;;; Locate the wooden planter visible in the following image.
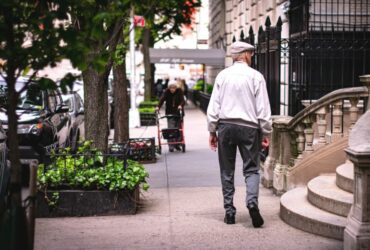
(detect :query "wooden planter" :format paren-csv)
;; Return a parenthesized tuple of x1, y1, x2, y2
(36, 187, 139, 217)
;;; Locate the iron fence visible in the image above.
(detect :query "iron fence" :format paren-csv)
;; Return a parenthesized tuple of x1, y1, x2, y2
(236, 1, 370, 116)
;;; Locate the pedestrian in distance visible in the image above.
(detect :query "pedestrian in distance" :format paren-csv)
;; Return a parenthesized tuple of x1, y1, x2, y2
(207, 41, 272, 227)
(156, 81, 185, 152)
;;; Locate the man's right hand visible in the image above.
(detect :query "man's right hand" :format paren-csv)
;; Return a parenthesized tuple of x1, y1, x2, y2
(209, 133, 218, 151)
(262, 137, 269, 149)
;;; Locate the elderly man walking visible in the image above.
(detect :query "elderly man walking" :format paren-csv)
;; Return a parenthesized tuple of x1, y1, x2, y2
(207, 41, 272, 227)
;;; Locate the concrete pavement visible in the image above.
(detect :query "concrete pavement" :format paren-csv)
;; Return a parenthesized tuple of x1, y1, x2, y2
(34, 103, 343, 250)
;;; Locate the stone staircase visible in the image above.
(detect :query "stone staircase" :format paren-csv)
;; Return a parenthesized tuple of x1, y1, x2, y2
(280, 161, 354, 240)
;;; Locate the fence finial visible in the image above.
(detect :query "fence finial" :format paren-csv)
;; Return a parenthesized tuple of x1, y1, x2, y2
(265, 16, 271, 28)
(277, 17, 282, 28)
(240, 30, 245, 41)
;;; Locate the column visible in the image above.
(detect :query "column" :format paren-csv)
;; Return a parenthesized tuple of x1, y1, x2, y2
(344, 75, 370, 249)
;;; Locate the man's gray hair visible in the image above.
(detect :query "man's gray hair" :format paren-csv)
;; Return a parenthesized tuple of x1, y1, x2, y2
(231, 52, 246, 62)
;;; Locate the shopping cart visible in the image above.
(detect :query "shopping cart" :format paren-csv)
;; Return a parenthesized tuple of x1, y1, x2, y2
(156, 110, 185, 154)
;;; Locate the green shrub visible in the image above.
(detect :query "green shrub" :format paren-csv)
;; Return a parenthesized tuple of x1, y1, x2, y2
(192, 79, 204, 91)
(139, 100, 159, 108)
(139, 107, 156, 113)
(37, 141, 150, 192)
(205, 84, 213, 94)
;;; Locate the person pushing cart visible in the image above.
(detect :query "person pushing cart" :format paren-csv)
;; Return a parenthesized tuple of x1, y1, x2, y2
(156, 80, 185, 152)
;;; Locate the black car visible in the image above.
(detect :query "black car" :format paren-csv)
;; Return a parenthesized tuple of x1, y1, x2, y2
(0, 77, 70, 164)
(62, 91, 85, 152)
(0, 122, 8, 213)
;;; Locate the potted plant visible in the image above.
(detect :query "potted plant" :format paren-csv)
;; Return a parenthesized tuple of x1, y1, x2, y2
(36, 141, 149, 217)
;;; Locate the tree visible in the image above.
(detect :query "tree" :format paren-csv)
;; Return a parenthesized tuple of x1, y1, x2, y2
(69, 0, 131, 153)
(0, 1, 84, 248)
(112, 43, 129, 143)
(137, 0, 201, 101)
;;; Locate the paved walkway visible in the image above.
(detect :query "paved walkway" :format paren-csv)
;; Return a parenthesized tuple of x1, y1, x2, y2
(34, 103, 343, 250)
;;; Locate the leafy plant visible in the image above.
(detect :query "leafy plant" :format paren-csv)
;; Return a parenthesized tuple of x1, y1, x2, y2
(139, 107, 156, 113)
(37, 141, 150, 206)
(192, 79, 204, 91)
(139, 100, 159, 108)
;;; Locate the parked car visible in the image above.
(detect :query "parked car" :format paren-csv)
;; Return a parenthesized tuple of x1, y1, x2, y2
(0, 77, 70, 164)
(0, 122, 8, 214)
(61, 91, 85, 152)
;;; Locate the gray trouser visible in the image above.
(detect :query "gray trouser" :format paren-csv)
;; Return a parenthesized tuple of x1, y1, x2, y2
(167, 117, 180, 149)
(217, 123, 261, 215)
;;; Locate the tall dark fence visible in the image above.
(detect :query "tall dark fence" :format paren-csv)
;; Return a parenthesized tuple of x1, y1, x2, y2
(237, 0, 370, 116)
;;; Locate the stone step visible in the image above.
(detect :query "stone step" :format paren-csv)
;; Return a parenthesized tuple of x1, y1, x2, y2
(307, 175, 353, 217)
(336, 162, 354, 193)
(280, 187, 347, 240)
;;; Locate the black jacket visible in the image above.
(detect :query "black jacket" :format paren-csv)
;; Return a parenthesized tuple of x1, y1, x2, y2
(158, 88, 185, 115)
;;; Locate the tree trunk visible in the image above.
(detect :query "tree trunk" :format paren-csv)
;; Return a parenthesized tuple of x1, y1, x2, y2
(151, 63, 156, 100)
(7, 75, 22, 207)
(113, 60, 129, 143)
(82, 67, 110, 153)
(142, 28, 153, 102)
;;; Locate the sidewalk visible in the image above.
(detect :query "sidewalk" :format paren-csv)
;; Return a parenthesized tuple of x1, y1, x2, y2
(34, 103, 342, 250)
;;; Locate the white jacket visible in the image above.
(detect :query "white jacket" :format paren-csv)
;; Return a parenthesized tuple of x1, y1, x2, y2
(207, 61, 272, 135)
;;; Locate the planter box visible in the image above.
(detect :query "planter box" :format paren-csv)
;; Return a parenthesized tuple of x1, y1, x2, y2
(128, 137, 156, 163)
(36, 187, 139, 217)
(140, 112, 156, 126)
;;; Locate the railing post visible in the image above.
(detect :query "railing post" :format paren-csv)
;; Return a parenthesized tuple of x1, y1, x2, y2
(294, 124, 305, 162)
(343, 75, 370, 249)
(360, 75, 370, 111)
(332, 100, 343, 141)
(303, 115, 314, 153)
(262, 116, 292, 189)
(315, 106, 328, 145)
(272, 117, 293, 195)
(348, 97, 359, 131)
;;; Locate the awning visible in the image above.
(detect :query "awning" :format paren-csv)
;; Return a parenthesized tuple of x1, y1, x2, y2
(149, 48, 225, 66)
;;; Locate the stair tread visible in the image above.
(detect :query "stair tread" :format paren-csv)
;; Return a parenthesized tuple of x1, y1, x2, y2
(281, 187, 347, 227)
(308, 175, 353, 204)
(336, 162, 354, 181)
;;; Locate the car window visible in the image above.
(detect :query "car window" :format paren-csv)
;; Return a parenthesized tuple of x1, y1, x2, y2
(0, 85, 7, 107)
(18, 84, 43, 110)
(47, 90, 57, 112)
(62, 94, 74, 112)
(75, 93, 84, 112)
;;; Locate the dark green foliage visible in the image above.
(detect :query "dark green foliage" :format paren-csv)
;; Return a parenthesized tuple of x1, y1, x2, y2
(138, 107, 156, 113)
(37, 141, 150, 192)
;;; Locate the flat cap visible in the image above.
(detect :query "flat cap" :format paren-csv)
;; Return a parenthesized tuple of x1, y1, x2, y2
(230, 41, 255, 54)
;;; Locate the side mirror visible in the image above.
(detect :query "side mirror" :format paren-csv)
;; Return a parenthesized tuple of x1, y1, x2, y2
(77, 107, 84, 115)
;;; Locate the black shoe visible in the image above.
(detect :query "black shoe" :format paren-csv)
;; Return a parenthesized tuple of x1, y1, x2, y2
(175, 145, 181, 151)
(224, 214, 235, 224)
(247, 203, 264, 228)
(169, 148, 174, 152)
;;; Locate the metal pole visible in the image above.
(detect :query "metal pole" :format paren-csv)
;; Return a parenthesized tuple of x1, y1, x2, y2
(129, 6, 140, 128)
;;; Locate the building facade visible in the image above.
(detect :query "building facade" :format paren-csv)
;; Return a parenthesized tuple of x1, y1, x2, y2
(208, 0, 370, 115)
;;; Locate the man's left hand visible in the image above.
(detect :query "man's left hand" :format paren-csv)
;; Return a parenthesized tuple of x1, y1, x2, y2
(209, 133, 218, 151)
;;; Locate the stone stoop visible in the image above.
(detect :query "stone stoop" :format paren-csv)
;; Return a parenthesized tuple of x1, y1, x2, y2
(280, 163, 355, 240)
(336, 162, 354, 193)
